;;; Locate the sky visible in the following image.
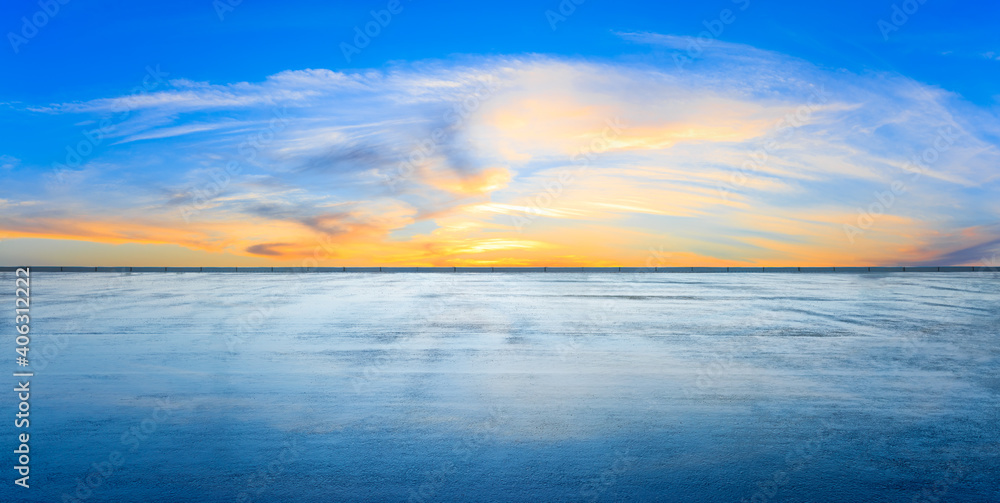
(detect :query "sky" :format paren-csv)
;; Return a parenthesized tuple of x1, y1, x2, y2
(1, 0, 999, 266)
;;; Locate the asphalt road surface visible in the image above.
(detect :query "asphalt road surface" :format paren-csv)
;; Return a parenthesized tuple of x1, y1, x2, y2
(5, 272, 999, 502)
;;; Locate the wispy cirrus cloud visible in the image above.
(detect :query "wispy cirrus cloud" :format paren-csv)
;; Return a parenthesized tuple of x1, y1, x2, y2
(2, 38, 999, 266)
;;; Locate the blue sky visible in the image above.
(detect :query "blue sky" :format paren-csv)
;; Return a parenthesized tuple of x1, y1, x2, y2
(4, 0, 998, 102)
(1, 0, 999, 266)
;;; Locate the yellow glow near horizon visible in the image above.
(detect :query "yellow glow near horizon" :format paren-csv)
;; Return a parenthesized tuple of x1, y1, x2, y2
(2, 56, 997, 267)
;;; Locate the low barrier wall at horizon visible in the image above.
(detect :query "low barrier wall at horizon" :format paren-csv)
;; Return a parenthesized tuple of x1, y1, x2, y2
(1, 266, 995, 273)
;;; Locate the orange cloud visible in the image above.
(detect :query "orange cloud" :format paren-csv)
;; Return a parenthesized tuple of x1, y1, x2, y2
(3, 55, 998, 267)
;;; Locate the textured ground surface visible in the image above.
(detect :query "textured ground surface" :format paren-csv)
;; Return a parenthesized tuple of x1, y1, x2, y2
(3, 272, 999, 502)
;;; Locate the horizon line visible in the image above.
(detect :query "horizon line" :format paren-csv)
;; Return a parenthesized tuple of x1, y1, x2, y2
(3, 266, 997, 273)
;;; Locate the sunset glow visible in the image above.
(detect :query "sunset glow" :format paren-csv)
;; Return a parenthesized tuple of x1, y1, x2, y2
(2, 4, 998, 267)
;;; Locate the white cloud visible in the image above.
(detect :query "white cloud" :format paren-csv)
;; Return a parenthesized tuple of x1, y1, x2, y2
(7, 42, 1000, 264)
(0, 155, 18, 170)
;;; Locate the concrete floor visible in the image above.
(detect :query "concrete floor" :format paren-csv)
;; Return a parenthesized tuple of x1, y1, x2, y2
(3, 272, 999, 502)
